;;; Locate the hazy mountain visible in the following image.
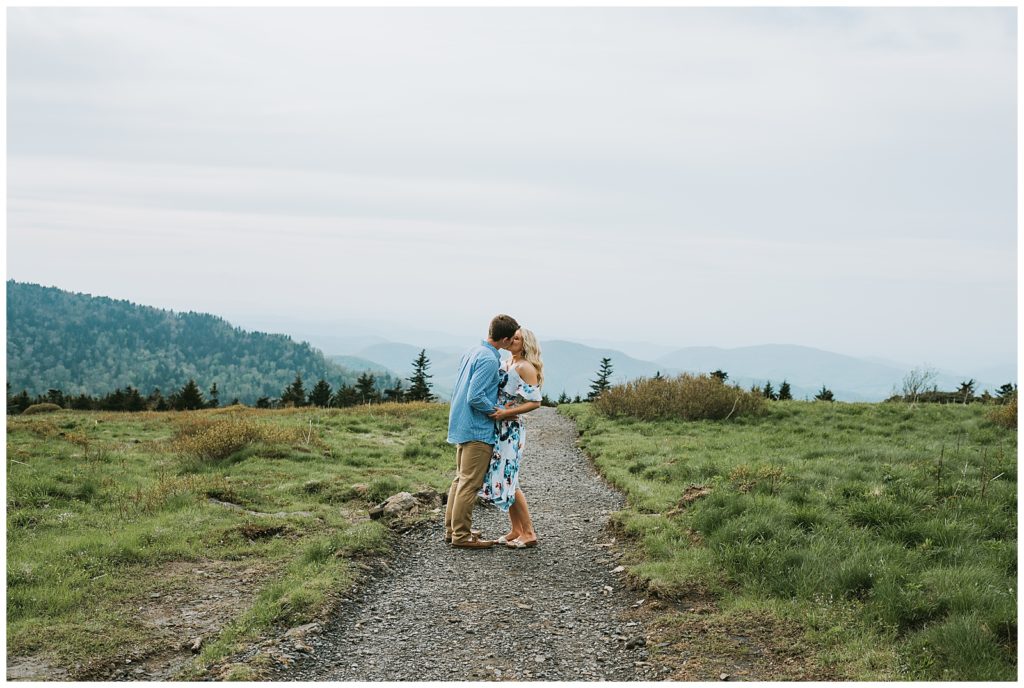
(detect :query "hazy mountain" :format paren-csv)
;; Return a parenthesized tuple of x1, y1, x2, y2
(5, 280, 392, 403)
(655, 344, 1010, 401)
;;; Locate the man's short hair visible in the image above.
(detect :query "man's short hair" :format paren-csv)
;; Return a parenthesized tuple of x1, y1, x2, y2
(489, 314, 520, 341)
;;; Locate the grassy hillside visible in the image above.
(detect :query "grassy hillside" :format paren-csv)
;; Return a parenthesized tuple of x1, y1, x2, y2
(6, 403, 452, 680)
(561, 401, 1017, 680)
(6, 281, 388, 403)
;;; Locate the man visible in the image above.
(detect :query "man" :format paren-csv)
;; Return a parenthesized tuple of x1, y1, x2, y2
(444, 314, 519, 548)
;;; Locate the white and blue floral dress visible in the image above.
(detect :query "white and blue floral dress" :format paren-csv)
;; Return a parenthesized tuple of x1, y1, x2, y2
(478, 362, 543, 512)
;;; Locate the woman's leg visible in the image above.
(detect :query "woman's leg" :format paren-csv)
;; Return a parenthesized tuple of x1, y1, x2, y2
(504, 496, 523, 541)
(509, 488, 536, 542)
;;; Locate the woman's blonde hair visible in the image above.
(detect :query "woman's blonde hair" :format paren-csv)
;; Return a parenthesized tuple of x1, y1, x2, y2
(519, 328, 544, 387)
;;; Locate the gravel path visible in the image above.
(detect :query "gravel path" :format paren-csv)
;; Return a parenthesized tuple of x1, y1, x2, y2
(274, 407, 660, 681)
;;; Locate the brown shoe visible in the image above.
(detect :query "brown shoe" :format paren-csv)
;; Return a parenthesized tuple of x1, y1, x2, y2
(451, 535, 496, 549)
(444, 529, 481, 544)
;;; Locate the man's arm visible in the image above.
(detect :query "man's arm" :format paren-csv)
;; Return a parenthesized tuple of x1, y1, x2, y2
(467, 355, 499, 413)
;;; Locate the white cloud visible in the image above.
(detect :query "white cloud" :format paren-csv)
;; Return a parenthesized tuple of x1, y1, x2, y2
(5, 7, 1017, 368)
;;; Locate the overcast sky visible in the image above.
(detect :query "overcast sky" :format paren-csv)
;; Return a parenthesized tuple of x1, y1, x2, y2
(6, 7, 1017, 371)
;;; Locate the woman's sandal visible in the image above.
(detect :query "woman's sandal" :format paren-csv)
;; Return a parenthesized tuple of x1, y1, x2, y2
(506, 537, 538, 549)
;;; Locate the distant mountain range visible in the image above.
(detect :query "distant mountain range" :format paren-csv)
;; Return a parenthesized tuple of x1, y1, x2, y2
(7, 281, 1015, 404)
(326, 339, 1014, 403)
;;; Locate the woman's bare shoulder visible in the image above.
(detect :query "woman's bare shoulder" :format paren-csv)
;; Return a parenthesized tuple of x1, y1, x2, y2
(514, 360, 539, 384)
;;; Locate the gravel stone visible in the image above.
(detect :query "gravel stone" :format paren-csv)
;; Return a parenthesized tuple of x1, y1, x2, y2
(274, 408, 654, 681)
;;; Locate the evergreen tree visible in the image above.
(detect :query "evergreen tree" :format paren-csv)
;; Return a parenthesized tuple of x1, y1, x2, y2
(996, 383, 1017, 401)
(8, 388, 31, 414)
(256, 396, 271, 409)
(778, 380, 792, 401)
(763, 381, 777, 400)
(125, 386, 146, 412)
(281, 374, 306, 407)
(331, 384, 360, 408)
(70, 393, 95, 410)
(207, 382, 220, 408)
(309, 378, 333, 407)
(384, 380, 405, 403)
(44, 388, 67, 407)
(814, 385, 834, 402)
(588, 358, 614, 401)
(406, 349, 436, 402)
(175, 379, 206, 410)
(355, 372, 379, 403)
(711, 370, 728, 383)
(573, 394, 582, 403)
(557, 391, 570, 404)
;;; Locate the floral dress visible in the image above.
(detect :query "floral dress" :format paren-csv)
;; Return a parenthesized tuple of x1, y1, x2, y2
(478, 362, 543, 512)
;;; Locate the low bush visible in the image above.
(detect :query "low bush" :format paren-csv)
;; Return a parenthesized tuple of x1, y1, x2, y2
(171, 417, 309, 461)
(595, 373, 766, 421)
(22, 403, 62, 415)
(988, 394, 1016, 430)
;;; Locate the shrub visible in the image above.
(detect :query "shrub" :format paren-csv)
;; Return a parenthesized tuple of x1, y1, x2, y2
(22, 403, 62, 415)
(171, 417, 308, 461)
(595, 373, 765, 421)
(987, 394, 1016, 430)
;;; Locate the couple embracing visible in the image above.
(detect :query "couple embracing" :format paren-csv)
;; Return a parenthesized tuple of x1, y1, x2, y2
(444, 314, 544, 549)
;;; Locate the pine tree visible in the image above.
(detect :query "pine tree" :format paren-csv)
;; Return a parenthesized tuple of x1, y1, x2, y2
(711, 370, 728, 383)
(125, 386, 146, 412)
(256, 396, 271, 409)
(207, 382, 220, 408)
(573, 394, 582, 403)
(355, 373, 379, 403)
(309, 378, 333, 407)
(331, 384, 359, 408)
(9, 388, 31, 414)
(763, 381, 777, 400)
(814, 385, 834, 402)
(406, 349, 435, 402)
(588, 358, 614, 401)
(384, 380, 405, 403)
(175, 379, 206, 410)
(778, 380, 792, 401)
(281, 374, 306, 407)
(997, 383, 1017, 402)
(557, 391, 570, 404)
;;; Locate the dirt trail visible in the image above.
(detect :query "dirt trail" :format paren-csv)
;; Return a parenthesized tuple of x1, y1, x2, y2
(273, 407, 661, 681)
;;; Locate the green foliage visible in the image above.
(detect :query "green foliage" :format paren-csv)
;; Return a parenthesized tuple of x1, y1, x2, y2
(595, 373, 766, 421)
(405, 349, 435, 402)
(6, 280, 371, 404)
(588, 357, 614, 400)
(778, 380, 793, 401)
(988, 393, 1016, 429)
(308, 379, 333, 408)
(21, 402, 62, 415)
(815, 385, 835, 402)
(560, 401, 1016, 680)
(6, 403, 453, 678)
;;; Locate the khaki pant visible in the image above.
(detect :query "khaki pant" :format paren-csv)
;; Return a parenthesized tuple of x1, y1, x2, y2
(444, 441, 493, 542)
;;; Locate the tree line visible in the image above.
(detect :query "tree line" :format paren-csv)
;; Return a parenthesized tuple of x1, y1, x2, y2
(6, 349, 438, 414)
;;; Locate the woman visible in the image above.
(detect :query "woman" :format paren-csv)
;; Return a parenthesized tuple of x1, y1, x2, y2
(479, 328, 544, 548)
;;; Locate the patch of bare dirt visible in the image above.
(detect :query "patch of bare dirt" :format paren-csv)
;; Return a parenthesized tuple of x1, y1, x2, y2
(7, 558, 280, 681)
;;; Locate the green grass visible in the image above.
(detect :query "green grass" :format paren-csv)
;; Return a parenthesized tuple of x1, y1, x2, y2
(6, 403, 452, 678)
(562, 401, 1017, 681)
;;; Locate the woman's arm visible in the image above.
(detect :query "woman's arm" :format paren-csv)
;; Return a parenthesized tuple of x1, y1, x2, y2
(492, 400, 540, 421)
(490, 361, 541, 421)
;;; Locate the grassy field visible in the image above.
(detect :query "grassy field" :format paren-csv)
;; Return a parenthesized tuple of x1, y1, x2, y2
(6, 403, 453, 679)
(561, 401, 1017, 681)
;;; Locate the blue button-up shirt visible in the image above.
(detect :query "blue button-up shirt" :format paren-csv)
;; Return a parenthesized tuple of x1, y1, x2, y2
(447, 340, 501, 445)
